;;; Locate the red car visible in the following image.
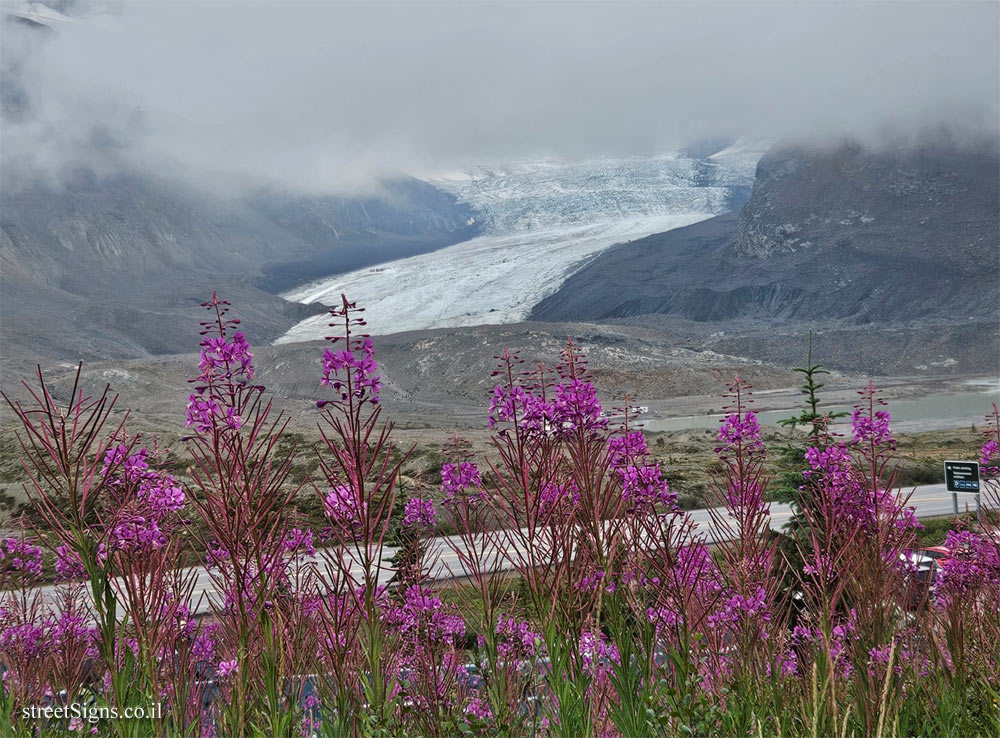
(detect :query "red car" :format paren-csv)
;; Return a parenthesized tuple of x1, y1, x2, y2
(902, 546, 951, 608)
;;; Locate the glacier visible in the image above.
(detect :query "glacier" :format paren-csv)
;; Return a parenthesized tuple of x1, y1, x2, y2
(275, 146, 763, 342)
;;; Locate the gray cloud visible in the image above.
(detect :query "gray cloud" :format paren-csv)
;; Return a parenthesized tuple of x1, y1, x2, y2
(3, 0, 998, 193)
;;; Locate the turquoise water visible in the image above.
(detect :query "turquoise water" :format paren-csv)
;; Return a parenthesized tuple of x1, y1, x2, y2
(643, 388, 1000, 433)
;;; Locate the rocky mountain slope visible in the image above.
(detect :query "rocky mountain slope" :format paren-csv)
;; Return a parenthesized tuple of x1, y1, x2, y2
(529, 141, 999, 372)
(0, 170, 477, 362)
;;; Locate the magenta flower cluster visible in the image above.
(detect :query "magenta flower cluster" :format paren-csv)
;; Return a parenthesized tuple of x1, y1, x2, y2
(617, 463, 675, 511)
(934, 529, 1000, 607)
(607, 430, 648, 467)
(0, 538, 42, 579)
(494, 615, 542, 660)
(385, 586, 465, 643)
(540, 480, 581, 511)
(54, 544, 85, 581)
(283, 528, 316, 557)
(850, 406, 893, 446)
(803, 442, 920, 534)
(323, 485, 364, 528)
(608, 429, 674, 511)
(981, 439, 999, 480)
(185, 318, 256, 433)
(441, 461, 482, 502)
(403, 498, 436, 529)
(199, 333, 255, 382)
(99, 444, 186, 552)
(716, 410, 764, 455)
(321, 337, 381, 403)
(488, 379, 606, 435)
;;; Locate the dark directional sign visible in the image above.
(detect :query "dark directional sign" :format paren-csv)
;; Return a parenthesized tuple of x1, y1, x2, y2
(944, 460, 981, 493)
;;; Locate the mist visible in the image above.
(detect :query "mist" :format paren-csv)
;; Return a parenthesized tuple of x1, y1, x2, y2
(2, 0, 997, 194)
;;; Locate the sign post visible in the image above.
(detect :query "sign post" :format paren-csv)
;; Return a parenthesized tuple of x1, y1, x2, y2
(943, 460, 982, 521)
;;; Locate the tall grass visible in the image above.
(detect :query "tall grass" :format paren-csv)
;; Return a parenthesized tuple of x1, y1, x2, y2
(1, 294, 997, 737)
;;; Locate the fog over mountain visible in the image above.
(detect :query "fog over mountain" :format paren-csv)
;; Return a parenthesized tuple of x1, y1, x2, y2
(3, 1, 997, 193)
(1, 1, 997, 383)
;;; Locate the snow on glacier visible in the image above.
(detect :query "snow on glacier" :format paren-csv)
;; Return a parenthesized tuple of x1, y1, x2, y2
(275, 147, 762, 342)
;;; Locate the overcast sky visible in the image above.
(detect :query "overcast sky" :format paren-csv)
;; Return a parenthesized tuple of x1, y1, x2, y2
(3, 0, 998, 193)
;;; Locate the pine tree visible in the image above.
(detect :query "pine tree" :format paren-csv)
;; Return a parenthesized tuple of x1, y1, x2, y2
(772, 331, 848, 506)
(772, 333, 848, 605)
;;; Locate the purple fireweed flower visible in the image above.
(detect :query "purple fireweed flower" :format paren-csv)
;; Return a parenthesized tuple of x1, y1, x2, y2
(323, 485, 365, 528)
(186, 300, 258, 432)
(618, 463, 675, 511)
(803, 443, 854, 486)
(0, 538, 43, 579)
(465, 696, 494, 721)
(607, 428, 675, 511)
(495, 614, 542, 659)
(675, 543, 724, 598)
(579, 630, 620, 677)
(123, 447, 149, 478)
(803, 554, 836, 580)
(217, 659, 238, 678)
(804, 441, 921, 534)
(867, 643, 896, 677)
(540, 480, 580, 511)
(199, 332, 255, 382)
(934, 529, 1000, 607)
(138, 474, 185, 517)
(551, 379, 607, 433)
(101, 446, 186, 527)
(303, 694, 321, 711)
(709, 585, 770, 633)
(716, 410, 764, 455)
(192, 624, 218, 663)
(980, 439, 999, 480)
(108, 516, 167, 552)
(778, 650, 798, 677)
(321, 337, 381, 403)
(184, 395, 221, 434)
(54, 544, 85, 582)
(386, 586, 466, 642)
(402, 498, 436, 529)
(103, 445, 156, 485)
(851, 407, 893, 446)
(646, 605, 681, 633)
(724, 478, 766, 511)
(487, 384, 519, 427)
(607, 431, 648, 468)
(578, 570, 606, 592)
(101, 444, 129, 478)
(441, 461, 482, 502)
(488, 384, 556, 433)
(283, 528, 316, 557)
(0, 622, 48, 660)
(791, 625, 817, 645)
(224, 407, 242, 430)
(204, 540, 229, 569)
(764, 650, 799, 678)
(50, 610, 98, 658)
(825, 616, 858, 678)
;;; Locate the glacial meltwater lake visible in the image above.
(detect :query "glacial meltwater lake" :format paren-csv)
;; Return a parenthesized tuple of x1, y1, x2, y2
(642, 385, 1000, 433)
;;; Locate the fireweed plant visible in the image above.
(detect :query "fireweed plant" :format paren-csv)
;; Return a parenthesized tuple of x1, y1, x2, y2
(1, 294, 998, 738)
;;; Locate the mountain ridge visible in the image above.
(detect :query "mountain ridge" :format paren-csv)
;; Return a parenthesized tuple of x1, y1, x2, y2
(530, 141, 999, 330)
(0, 169, 478, 362)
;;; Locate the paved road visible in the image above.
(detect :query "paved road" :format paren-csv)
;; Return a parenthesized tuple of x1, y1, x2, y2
(27, 483, 988, 617)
